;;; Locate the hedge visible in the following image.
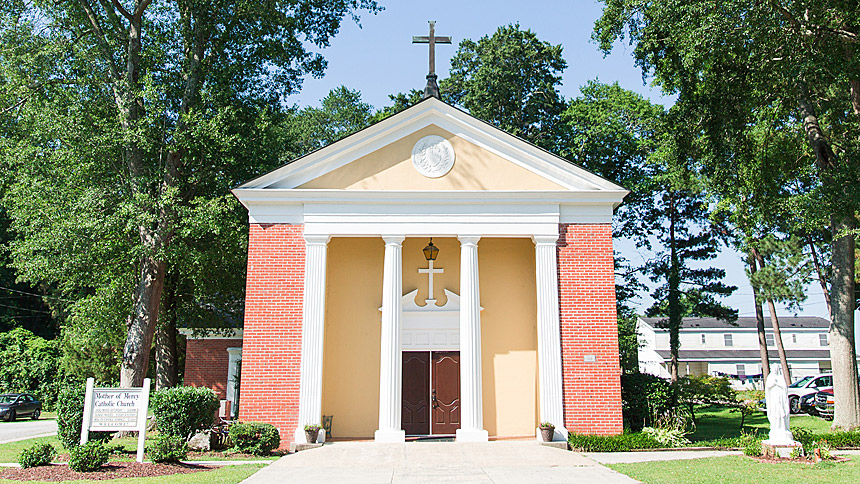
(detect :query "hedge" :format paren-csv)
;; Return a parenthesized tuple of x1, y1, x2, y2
(56, 383, 112, 449)
(568, 432, 662, 452)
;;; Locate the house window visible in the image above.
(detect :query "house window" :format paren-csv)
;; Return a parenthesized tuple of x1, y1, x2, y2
(820, 334, 829, 347)
(792, 334, 797, 344)
(701, 334, 706, 344)
(766, 333, 775, 346)
(724, 334, 733, 347)
(736, 364, 746, 379)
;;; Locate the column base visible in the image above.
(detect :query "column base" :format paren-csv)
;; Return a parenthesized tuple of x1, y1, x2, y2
(456, 428, 489, 442)
(535, 426, 568, 442)
(374, 429, 406, 442)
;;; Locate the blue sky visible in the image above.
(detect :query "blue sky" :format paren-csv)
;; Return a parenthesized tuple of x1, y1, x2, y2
(289, 1, 836, 321)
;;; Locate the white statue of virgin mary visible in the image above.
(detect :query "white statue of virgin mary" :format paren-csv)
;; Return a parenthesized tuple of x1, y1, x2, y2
(765, 364, 794, 444)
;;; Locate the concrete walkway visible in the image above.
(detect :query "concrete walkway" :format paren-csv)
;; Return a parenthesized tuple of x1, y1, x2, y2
(240, 441, 639, 484)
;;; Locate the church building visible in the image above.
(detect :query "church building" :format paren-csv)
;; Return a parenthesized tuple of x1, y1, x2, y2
(183, 26, 627, 448)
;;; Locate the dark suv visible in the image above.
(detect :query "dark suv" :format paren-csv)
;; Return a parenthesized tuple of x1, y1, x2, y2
(0, 393, 42, 421)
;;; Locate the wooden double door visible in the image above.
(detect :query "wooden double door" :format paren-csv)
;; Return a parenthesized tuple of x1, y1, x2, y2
(401, 351, 460, 435)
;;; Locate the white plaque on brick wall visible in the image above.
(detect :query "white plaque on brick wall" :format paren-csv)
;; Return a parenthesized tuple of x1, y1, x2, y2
(411, 135, 455, 178)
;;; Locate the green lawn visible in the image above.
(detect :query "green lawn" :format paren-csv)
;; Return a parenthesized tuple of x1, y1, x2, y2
(0, 436, 277, 463)
(0, 464, 265, 484)
(688, 405, 832, 443)
(610, 455, 859, 484)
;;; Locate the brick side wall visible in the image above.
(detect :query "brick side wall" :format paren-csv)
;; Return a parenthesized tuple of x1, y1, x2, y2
(184, 339, 243, 399)
(238, 224, 305, 449)
(558, 223, 623, 434)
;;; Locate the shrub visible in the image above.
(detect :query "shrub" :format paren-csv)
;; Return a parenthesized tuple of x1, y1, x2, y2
(0, 328, 62, 411)
(56, 383, 112, 449)
(148, 435, 188, 463)
(791, 426, 813, 451)
(229, 422, 281, 455)
(18, 442, 56, 468)
(150, 386, 219, 440)
(567, 432, 662, 452)
(620, 372, 674, 431)
(642, 427, 690, 447)
(677, 375, 735, 423)
(68, 441, 110, 472)
(741, 432, 763, 457)
(823, 430, 860, 448)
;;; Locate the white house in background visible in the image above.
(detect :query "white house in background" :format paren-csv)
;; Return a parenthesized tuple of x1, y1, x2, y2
(637, 316, 831, 387)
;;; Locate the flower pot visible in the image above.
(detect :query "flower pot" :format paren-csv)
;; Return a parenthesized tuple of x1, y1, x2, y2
(540, 427, 555, 442)
(305, 428, 319, 443)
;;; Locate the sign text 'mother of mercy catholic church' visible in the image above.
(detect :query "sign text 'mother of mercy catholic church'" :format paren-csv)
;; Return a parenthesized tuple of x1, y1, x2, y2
(91, 389, 144, 430)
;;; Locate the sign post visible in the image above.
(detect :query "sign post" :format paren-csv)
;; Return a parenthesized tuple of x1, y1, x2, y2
(80, 378, 151, 463)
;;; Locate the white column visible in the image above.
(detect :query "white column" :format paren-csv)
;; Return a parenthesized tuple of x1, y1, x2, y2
(375, 235, 406, 442)
(534, 236, 567, 441)
(456, 235, 489, 442)
(294, 235, 330, 444)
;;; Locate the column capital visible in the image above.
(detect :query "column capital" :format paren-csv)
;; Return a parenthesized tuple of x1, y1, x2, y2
(382, 235, 406, 245)
(304, 234, 331, 245)
(532, 235, 559, 246)
(458, 235, 481, 246)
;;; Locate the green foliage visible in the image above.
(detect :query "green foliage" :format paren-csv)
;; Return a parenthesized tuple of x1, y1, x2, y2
(568, 432, 662, 452)
(642, 427, 690, 447)
(0, 328, 61, 409)
(55, 383, 112, 450)
(147, 435, 188, 463)
(68, 441, 110, 472)
(151, 386, 219, 440)
(620, 372, 674, 431)
(792, 427, 814, 452)
(229, 422, 281, 456)
(442, 24, 567, 150)
(677, 376, 736, 422)
(733, 391, 763, 429)
(741, 432, 764, 457)
(17, 442, 55, 468)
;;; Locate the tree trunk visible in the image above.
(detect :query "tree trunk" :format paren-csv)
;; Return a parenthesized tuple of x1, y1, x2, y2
(155, 280, 178, 390)
(830, 212, 859, 430)
(798, 86, 860, 429)
(120, 255, 166, 387)
(668, 192, 681, 383)
(765, 301, 792, 385)
(748, 253, 770, 385)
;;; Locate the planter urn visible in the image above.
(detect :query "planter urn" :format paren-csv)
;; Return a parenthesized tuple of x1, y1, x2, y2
(540, 426, 555, 442)
(305, 428, 320, 444)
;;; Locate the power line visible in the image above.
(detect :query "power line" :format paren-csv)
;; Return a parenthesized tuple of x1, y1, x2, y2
(0, 285, 75, 303)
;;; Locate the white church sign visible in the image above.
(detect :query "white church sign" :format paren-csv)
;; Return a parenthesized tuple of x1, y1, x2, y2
(80, 377, 150, 462)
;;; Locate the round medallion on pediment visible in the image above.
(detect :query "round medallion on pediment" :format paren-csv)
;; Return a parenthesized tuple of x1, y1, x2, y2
(411, 135, 455, 178)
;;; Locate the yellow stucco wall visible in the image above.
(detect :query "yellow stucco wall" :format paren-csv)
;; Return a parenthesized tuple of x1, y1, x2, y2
(321, 236, 538, 439)
(321, 237, 383, 438)
(298, 125, 565, 191)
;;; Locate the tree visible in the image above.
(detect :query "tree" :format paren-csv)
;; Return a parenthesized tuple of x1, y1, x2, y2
(562, 81, 664, 373)
(0, 0, 380, 387)
(289, 86, 375, 154)
(442, 24, 567, 150)
(595, 0, 860, 428)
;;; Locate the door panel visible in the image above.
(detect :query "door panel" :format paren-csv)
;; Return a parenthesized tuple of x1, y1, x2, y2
(432, 351, 461, 435)
(402, 352, 430, 435)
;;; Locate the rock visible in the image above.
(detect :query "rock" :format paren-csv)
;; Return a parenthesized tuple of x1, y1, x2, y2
(188, 431, 211, 451)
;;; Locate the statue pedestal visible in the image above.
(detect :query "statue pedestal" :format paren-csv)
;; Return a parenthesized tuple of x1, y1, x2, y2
(762, 440, 802, 458)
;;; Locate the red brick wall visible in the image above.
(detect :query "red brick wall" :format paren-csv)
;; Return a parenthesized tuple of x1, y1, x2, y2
(238, 224, 305, 449)
(184, 339, 243, 399)
(557, 223, 623, 434)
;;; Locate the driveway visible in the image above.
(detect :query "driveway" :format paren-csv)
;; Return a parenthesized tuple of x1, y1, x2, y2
(0, 419, 58, 444)
(241, 441, 639, 484)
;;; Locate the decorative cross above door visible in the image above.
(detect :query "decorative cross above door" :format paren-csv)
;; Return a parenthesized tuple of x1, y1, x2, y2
(419, 259, 444, 305)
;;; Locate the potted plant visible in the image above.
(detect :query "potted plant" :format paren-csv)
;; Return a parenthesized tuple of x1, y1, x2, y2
(539, 422, 555, 442)
(304, 423, 321, 444)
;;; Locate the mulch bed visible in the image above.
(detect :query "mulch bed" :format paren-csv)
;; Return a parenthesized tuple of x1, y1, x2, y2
(0, 462, 214, 481)
(749, 455, 850, 465)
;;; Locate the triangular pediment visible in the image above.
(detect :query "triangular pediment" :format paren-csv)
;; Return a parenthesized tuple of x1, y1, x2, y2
(236, 97, 626, 195)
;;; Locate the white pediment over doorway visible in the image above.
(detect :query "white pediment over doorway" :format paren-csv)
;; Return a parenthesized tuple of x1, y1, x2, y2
(395, 289, 480, 351)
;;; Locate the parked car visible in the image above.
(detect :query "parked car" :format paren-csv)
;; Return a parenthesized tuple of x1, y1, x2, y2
(799, 392, 818, 415)
(0, 393, 42, 421)
(815, 388, 834, 420)
(787, 373, 832, 414)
